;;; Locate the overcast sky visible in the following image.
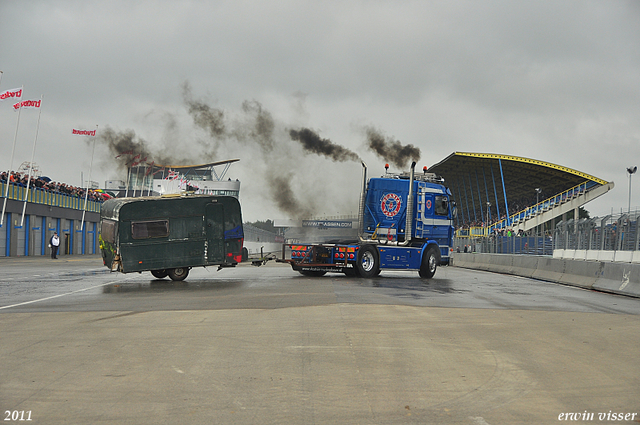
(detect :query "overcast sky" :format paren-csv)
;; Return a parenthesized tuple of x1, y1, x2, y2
(1, 0, 639, 221)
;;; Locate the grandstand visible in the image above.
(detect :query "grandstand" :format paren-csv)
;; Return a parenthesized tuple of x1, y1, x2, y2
(428, 152, 615, 237)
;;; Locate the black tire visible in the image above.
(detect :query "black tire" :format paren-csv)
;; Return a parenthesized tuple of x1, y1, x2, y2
(298, 270, 326, 277)
(150, 269, 169, 279)
(344, 267, 361, 277)
(356, 245, 380, 278)
(242, 247, 249, 262)
(419, 247, 439, 279)
(168, 267, 190, 281)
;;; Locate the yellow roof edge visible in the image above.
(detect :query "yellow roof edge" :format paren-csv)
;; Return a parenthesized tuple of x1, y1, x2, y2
(452, 152, 608, 185)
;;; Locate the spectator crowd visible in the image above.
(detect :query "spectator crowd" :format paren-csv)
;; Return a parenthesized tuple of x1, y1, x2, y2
(0, 171, 108, 203)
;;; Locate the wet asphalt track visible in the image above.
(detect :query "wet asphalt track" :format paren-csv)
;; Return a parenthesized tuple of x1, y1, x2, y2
(1, 255, 639, 424)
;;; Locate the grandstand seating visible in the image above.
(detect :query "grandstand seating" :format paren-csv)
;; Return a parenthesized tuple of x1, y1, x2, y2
(488, 180, 613, 234)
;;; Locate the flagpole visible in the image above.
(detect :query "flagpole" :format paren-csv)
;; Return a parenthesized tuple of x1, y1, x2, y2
(81, 125, 98, 231)
(1, 85, 24, 227)
(147, 165, 154, 196)
(125, 166, 131, 197)
(20, 95, 44, 226)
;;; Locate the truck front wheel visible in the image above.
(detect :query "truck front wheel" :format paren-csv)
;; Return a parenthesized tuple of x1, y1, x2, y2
(419, 247, 439, 279)
(168, 267, 189, 281)
(357, 245, 380, 278)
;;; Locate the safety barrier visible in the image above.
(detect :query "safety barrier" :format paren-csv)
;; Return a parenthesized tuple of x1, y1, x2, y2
(0, 181, 101, 213)
(451, 252, 640, 298)
(553, 249, 640, 263)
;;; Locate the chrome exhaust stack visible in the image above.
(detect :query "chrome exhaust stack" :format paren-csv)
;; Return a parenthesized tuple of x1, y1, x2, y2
(404, 161, 416, 245)
(357, 161, 367, 241)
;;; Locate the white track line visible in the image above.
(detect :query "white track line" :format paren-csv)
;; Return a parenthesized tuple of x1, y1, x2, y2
(0, 277, 135, 310)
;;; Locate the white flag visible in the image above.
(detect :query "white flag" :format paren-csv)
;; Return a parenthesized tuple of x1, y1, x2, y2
(72, 128, 97, 136)
(12, 99, 42, 110)
(0, 87, 23, 101)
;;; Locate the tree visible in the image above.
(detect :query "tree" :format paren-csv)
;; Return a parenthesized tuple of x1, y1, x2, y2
(245, 219, 275, 232)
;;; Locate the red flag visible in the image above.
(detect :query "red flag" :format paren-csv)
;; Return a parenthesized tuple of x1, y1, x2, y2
(129, 154, 142, 167)
(0, 87, 22, 101)
(144, 161, 156, 176)
(115, 149, 134, 158)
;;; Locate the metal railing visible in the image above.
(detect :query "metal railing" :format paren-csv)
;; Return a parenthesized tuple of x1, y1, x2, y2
(0, 181, 102, 213)
(489, 180, 598, 231)
(454, 235, 554, 256)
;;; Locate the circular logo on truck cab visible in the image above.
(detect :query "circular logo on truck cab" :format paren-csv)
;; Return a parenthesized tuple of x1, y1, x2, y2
(381, 193, 402, 217)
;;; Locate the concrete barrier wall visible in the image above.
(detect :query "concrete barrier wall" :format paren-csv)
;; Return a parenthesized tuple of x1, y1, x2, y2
(451, 252, 640, 298)
(554, 249, 639, 263)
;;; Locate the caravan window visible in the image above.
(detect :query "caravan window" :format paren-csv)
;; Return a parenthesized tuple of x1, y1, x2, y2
(101, 219, 117, 244)
(131, 220, 169, 239)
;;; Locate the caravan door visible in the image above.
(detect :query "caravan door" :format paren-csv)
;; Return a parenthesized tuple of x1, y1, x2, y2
(205, 202, 225, 264)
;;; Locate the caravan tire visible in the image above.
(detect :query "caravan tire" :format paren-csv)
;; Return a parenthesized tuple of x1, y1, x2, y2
(168, 267, 189, 281)
(151, 269, 169, 279)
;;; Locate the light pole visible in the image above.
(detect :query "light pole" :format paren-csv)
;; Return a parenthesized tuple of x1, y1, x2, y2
(535, 188, 542, 253)
(627, 166, 637, 214)
(486, 202, 491, 235)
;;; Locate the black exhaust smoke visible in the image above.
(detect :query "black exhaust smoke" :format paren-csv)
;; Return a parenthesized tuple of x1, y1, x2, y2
(365, 126, 421, 169)
(97, 82, 422, 220)
(289, 127, 360, 162)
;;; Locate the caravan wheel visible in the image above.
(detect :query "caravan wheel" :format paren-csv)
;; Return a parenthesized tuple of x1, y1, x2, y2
(168, 268, 189, 281)
(150, 269, 169, 279)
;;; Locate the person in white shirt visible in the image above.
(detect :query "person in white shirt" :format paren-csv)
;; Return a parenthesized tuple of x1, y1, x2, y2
(50, 232, 60, 259)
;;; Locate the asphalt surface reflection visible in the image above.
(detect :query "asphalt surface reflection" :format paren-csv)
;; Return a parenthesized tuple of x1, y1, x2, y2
(1, 255, 639, 425)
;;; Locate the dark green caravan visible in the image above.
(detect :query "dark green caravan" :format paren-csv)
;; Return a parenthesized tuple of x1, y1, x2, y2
(99, 194, 243, 281)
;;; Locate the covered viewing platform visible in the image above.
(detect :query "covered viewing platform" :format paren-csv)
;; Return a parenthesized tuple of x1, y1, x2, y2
(121, 159, 241, 197)
(429, 152, 615, 238)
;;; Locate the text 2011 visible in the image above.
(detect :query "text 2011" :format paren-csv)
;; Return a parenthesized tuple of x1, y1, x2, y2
(4, 411, 32, 421)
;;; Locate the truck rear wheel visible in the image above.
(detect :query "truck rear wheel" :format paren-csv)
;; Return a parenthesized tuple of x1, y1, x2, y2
(344, 267, 361, 277)
(357, 245, 380, 278)
(168, 267, 189, 281)
(419, 247, 439, 279)
(150, 269, 169, 279)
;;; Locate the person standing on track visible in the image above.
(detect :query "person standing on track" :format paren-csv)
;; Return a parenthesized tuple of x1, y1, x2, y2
(50, 232, 60, 259)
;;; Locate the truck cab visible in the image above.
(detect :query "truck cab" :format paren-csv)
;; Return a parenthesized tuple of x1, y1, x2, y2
(279, 162, 456, 279)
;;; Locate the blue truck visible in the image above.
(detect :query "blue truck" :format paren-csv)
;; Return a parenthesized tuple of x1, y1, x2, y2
(278, 161, 456, 278)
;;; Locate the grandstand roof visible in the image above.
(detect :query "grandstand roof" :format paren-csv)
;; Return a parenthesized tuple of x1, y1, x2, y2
(428, 152, 609, 212)
(152, 159, 239, 171)
(130, 159, 240, 180)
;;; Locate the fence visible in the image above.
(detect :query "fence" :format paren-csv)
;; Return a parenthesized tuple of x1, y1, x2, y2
(1, 181, 102, 213)
(553, 212, 640, 252)
(455, 212, 640, 257)
(454, 235, 554, 256)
